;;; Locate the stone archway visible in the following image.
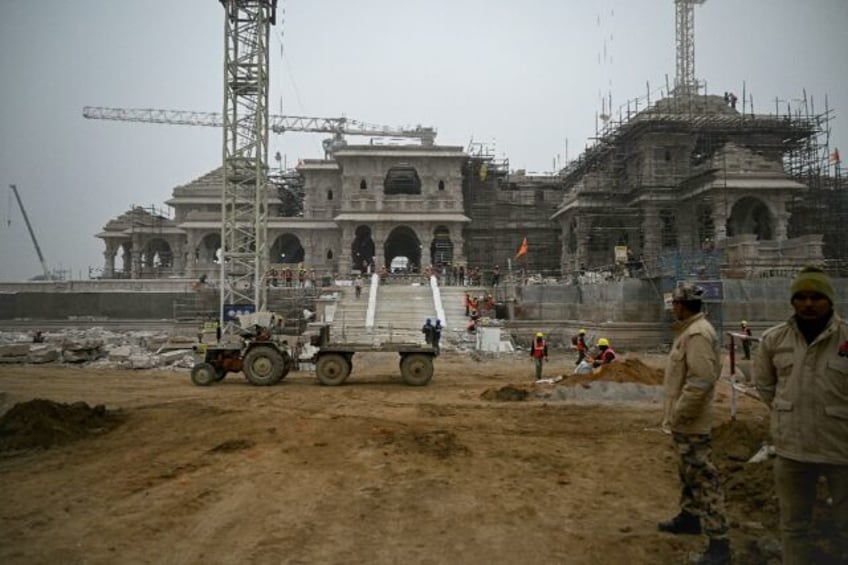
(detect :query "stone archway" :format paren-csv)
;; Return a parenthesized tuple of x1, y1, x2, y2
(270, 233, 305, 264)
(429, 225, 453, 267)
(197, 233, 221, 264)
(141, 238, 173, 271)
(351, 225, 375, 272)
(385, 226, 422, 272)
(727, 197, 773, 240)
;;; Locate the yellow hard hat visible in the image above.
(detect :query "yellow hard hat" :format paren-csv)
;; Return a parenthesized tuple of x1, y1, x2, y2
(741, 320, 748, 326)
(579, 329, 587, 334)
(597, 338, 610, 347)
(535, 332, 544, 338)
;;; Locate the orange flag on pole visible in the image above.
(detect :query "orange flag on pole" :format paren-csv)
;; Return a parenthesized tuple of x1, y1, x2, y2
(515, 237, 528, 258)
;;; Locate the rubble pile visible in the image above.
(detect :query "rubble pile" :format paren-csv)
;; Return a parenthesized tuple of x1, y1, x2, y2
(0, 329, 195, 370)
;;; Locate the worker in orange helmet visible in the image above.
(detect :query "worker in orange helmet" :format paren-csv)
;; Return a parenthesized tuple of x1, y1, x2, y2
(530, 332, 549, 380)
(591, 338, 617, 368)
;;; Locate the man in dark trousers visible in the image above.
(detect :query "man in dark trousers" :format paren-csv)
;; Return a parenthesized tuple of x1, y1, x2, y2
(740, 320, 752, 360)
(530, 332, 548, 380)
(421, 318, 434, 346)
(658, 283, 730, 565)
(754, 266, 848, 564)
(432, 319, 443, 356)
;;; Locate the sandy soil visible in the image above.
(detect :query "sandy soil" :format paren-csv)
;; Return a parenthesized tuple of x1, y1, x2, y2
(0, 351, 837, 564)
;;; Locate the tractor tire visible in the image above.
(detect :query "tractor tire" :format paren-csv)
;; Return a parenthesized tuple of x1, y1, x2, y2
(400, 353, 434, 386)
(315, 353, 351, 386)
(242, 345, 285, 386)
(278, 352, 294, 381)
(191, 362, 217, 386)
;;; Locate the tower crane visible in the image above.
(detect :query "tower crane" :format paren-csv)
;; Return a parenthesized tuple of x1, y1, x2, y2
(82, 106, 438, 149)
(674, 0, 706, 94)
(8, 184, 52, 281)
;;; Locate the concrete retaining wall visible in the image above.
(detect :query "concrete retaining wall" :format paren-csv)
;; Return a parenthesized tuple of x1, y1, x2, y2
(509, 277, 848, 350)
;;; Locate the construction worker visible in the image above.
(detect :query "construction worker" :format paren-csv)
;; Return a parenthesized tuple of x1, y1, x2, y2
(432, 319, 443, 356)
(754, 266, 848, 564)
(740, 320, 752, 360)
(530, 332, 548, 380)
(421, 318, 434, 345)
(354, 274, 362, 299)
(573, 329, 588, 365)
(658, 283, 730, 565)
(591, 338, 616, 367)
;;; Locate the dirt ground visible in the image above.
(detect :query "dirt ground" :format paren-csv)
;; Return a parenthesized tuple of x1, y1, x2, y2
(0, 351, 839, 564)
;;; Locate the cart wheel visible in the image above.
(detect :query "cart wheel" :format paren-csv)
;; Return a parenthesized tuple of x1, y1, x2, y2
(191, 362, 217, 386)
(243, 345, 285, 386)
(316, 353, 351, 386)
(400, 353, 434, 386)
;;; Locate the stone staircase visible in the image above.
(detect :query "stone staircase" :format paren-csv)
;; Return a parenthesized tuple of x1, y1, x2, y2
(327, 279, 493, 349)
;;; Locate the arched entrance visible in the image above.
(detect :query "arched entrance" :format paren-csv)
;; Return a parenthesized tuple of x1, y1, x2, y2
(385, 226, 422, 273)
(141, 238, 173, 273)
(727, 197, 773, 240)
(351, 225, 375, 272)
(197, 233, 221, 264)
(270, 233, 305, 264)
(429, 225, 453, 268)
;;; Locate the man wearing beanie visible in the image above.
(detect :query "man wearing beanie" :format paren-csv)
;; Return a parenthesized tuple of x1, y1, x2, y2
(754, 266, 848, 564)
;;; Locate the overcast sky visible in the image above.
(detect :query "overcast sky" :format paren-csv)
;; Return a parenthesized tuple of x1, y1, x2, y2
(0, 0, 845, 282)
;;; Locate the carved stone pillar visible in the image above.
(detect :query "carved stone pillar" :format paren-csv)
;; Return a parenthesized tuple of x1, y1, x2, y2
(574, 216, 590, 271)
(642, 206, 661, 261)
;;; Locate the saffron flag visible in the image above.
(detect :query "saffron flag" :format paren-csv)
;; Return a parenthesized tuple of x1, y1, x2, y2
(515, 237, 528, 259)
(830, 148, 841, 165)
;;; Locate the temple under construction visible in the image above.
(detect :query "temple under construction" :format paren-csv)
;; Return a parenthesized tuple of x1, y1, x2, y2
(96, 87, 845, 283)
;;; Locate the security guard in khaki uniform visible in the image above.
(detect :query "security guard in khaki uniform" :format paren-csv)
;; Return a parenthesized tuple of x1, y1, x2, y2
(754, 266, 848, 564)
(658, 283, 731, 564)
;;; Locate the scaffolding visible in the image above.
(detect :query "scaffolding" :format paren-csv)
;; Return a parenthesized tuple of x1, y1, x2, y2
(555, 81, 844, 279)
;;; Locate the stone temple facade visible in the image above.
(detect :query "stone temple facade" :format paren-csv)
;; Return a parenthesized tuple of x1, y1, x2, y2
(97, 94, 838, 282)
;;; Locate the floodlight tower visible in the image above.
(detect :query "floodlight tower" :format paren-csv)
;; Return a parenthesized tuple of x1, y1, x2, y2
(674, 0, 706, 95)
(219, 0, 277, 328)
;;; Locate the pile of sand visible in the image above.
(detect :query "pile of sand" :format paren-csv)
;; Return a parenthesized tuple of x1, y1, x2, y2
(565, 357, 664, 386)
(0, 398, 124, 452)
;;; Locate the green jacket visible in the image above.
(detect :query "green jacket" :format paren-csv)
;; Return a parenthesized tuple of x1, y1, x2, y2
(663, 312, 721, 434)
(754, 312, 848, 465)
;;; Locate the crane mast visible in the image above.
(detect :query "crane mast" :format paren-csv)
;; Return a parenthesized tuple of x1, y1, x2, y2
(219, 0, 276, 326)
(674, 0, 706, 95)
(8, 184, 52, 281)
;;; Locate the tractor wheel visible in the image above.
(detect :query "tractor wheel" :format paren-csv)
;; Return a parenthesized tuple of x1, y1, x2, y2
(242, 345, 285, 386)
(278, 352, 294, 381)
(400, 353, 434, 386)
(214, 367, 227, 382)
(315, 353, 351, 386)
(191, 362, 217, 387)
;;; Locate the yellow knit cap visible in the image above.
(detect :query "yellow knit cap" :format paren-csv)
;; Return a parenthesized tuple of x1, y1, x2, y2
(790, 266, 834, 304)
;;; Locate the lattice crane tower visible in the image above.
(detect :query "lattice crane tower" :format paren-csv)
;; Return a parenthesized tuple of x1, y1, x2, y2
(674, 0, 706, 94)
(219, 0, 277, 326)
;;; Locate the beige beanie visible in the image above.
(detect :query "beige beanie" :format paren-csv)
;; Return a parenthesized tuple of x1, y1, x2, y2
(790, 266, 835, 304)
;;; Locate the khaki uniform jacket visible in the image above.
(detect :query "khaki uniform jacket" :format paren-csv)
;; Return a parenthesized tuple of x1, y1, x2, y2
(663, 312, 721, 434)
(754, 312, 848, 465)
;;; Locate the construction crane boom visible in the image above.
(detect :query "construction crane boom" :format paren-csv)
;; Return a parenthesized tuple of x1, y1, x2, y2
(8, 184, 52, 281)
(82, 106, 437, 146)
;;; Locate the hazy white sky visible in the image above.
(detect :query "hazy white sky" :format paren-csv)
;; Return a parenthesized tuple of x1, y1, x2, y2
(1, 0, 846, 281)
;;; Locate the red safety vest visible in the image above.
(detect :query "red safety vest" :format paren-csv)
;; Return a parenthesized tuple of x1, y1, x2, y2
(531, 340, 547, 358)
